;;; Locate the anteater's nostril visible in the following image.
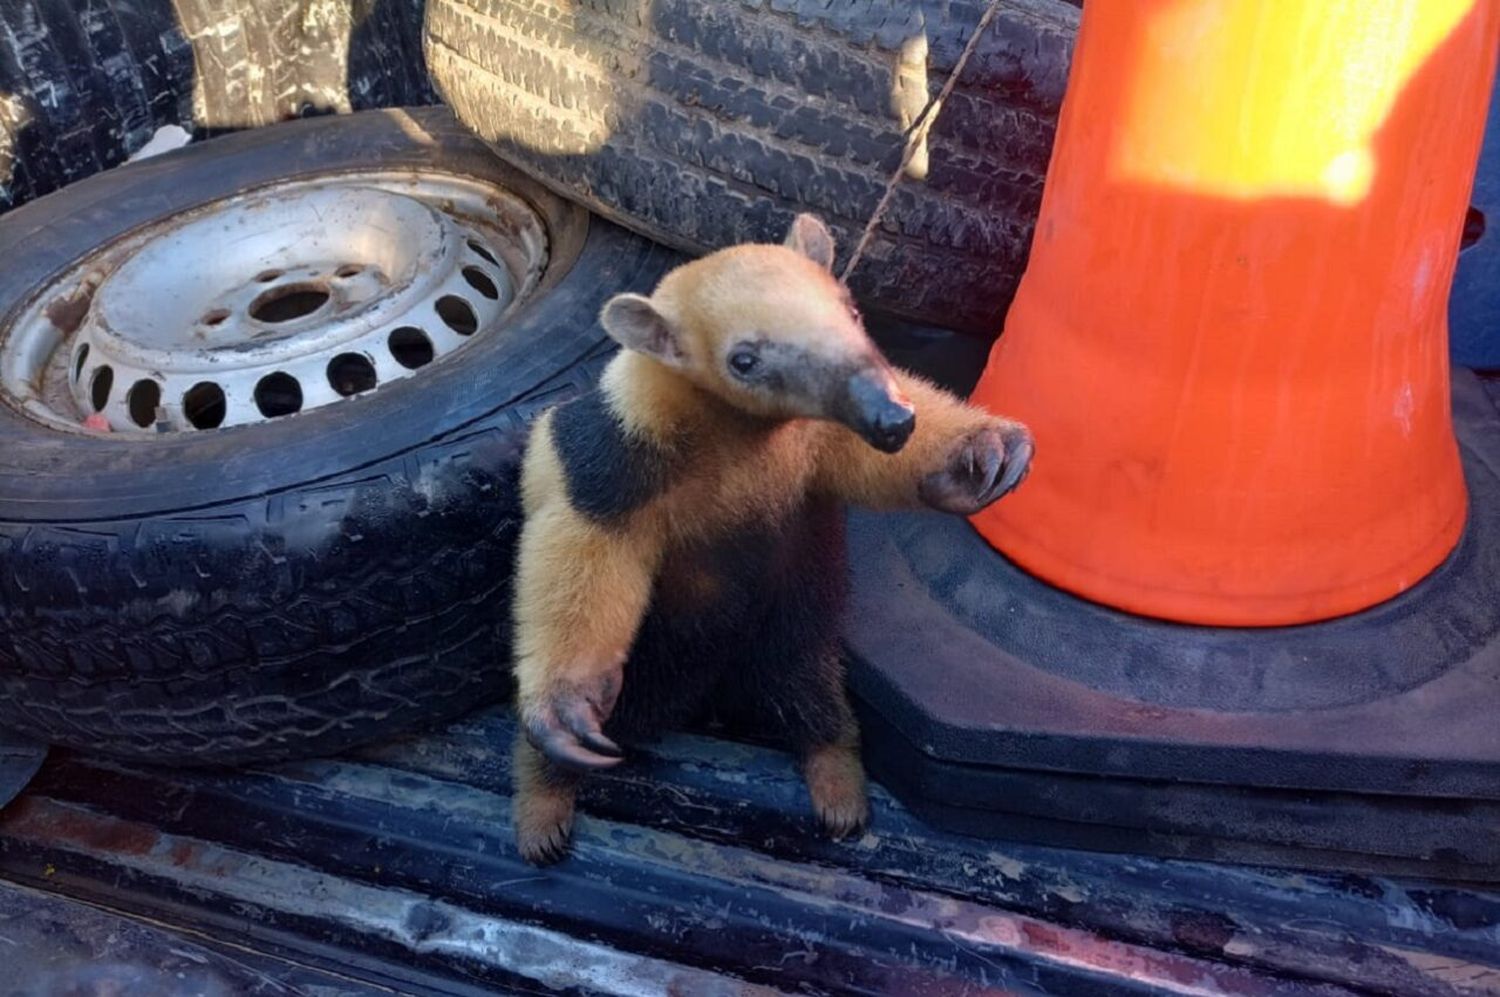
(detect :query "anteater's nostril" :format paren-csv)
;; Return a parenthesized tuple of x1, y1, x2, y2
(877, 405, 916, 450)
(845, 368, 917, 453)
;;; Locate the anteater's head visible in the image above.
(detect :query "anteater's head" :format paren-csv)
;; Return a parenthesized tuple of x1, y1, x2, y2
(598, 214, 917, 453)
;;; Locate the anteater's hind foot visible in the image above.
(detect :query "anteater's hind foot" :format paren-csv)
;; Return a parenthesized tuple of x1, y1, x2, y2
(803, 736, 870, 841)
(513, 732, 582, 865)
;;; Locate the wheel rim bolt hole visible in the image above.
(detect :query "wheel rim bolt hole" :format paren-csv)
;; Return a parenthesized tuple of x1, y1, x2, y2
(328, 353, 378, 397)
(436, 296, 478, 336)
(127, 379, 161, 428)
(183, 382, 225, 430)
(389, 327, 434, 369)
(89, 366, 114, 413)
(462, 267, 500, 300)
(255, 372, 303, 418)
(467, 240, 500, 266)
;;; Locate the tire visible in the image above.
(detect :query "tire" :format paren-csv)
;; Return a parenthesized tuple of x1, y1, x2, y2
(423, 0, 1079, 336)
(0, 107, 680, 764)
(0, 729, 44, 811)
(0, 0, 435, 213)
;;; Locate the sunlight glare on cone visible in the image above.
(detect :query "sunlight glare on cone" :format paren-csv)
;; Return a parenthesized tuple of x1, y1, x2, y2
(1111, 0, 1476, 204)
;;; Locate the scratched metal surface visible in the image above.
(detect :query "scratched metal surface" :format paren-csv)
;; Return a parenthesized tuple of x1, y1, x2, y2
(0, 708, 1496, 996)
(0, 881, 384, 996)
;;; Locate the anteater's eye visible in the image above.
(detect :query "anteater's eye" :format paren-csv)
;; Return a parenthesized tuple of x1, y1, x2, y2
(728, 350, 760, 377)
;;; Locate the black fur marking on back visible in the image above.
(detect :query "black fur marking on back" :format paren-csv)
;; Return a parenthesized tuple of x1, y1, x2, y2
(551, 390, 671, 523)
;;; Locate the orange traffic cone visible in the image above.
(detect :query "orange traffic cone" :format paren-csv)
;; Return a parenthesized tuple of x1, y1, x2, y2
(970, 0, 1500, 626)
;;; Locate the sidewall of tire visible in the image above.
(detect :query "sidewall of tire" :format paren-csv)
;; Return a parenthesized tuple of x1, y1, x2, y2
(0, 108, 682, 763)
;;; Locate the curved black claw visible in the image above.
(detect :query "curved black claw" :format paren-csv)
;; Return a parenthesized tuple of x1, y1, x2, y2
(524, 676, 626, 773)
(987, 429, 1034, 505)
(558, 700, 624, 758)
(527, 711, 623, 772)
(919, 423, 1034, 515)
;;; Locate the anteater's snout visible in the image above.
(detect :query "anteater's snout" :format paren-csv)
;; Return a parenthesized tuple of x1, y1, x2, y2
(845, 368, 916, 453)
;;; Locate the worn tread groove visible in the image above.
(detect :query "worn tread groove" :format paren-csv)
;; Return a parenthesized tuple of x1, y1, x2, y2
(0, 1, 439, 213)
(425, 0, 1079, 334)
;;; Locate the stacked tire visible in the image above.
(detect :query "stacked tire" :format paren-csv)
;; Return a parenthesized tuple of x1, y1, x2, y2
(424, 0, 1079, 335)
(0, 0, 435, 213)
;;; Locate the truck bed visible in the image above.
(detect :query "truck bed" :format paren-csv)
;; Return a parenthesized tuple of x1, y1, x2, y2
(1, 707, 1497, 995)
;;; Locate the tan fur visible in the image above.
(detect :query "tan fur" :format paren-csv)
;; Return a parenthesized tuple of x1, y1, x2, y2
(802, 729, 870, 840)
(602, 351, 821, 540)
(643, 246, 883, 423)
(510, 215, 1028, 863)
(513, 410, 659, 709)
(512, 733, 580, 865)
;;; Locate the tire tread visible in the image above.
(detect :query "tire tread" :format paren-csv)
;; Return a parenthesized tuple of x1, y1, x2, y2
(424, 0, 1077, 333)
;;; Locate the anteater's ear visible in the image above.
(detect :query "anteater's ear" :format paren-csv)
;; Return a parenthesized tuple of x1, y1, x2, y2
(784, 213, 837, 270)
(600, 293, 688, 368)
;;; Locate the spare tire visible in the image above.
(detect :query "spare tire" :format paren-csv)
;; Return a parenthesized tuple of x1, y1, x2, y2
(423, 0, 1079, 337)
(0, 107, 680, 764)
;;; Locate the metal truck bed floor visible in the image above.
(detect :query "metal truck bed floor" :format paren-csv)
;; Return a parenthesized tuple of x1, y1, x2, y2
(0, 709, 1497, 995)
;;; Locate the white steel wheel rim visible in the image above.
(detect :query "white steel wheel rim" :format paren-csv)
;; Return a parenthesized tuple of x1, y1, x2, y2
(0, 170, 549, 434)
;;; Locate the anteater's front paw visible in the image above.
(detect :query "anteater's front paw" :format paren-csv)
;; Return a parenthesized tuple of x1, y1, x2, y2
(919, 422, 1033, 515)
(522, 661, 626, 772)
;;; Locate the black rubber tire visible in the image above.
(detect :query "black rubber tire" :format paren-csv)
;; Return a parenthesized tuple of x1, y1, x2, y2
(0, 0, 435, 213)
(0, 729, 44, 812)
(0, 107, 680, 765)
(424, 0, 1079, 337)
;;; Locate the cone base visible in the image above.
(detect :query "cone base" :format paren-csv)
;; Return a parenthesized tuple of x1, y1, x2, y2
(969, 498, 1468, 628)
(845, 370, 1500, 881)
